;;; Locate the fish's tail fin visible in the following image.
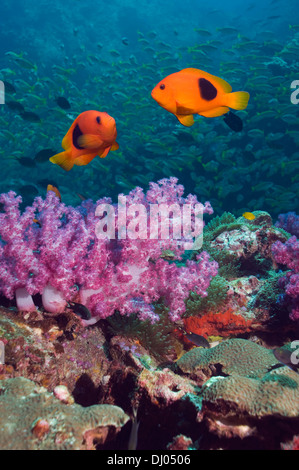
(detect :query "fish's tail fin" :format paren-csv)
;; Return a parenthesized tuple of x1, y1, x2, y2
(224, 91, 250, 110)
(49, 150, 74, 171)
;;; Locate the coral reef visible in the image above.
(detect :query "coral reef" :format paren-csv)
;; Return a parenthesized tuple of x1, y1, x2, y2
(0, 184, 298, 450)
(199, 366, 299, 440)
(176, 338, 279, 378)
(0, 376, 129, 450)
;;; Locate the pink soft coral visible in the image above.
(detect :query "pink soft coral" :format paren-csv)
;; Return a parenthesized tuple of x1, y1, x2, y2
(272, 236, 299, 321)
(0, 178, 217, 323)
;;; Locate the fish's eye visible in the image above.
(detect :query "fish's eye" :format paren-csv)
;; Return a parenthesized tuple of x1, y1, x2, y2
(160, 84, 165, 90)
(96, 116, 101, 124)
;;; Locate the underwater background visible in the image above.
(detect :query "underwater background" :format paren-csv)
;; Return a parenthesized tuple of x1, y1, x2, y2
(0, 0, 298, 217)
(1, 0, 299, 452)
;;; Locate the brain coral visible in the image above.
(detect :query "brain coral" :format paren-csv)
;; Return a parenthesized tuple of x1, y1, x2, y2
(0, 377, 129, 450)
(177, 338, 279, 378)
(202, 366, 299, 418)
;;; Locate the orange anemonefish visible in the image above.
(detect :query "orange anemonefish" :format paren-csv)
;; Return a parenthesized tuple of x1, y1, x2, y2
(50, 110, 119, 171)
(151, 68, 250, 127)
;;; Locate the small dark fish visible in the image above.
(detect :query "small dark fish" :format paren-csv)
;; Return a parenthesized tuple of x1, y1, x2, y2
(177, 325, 210, 348)
(273, 347, 299, 373)
(20, 111, 41, 123)
(35, 148, 57, 163)
(3, 81, 16, 93)
(122, 37, 129, 46)
(19, 184, 39, 197)
(185, 331, 210, 348)
(6, 100, 25, 113)
(174, 130, 196, 144)
(223, 111, 243, 132)
(17, 157, 36, 168)
(68, 302, 91, 320)
(55, 96, 71, 110)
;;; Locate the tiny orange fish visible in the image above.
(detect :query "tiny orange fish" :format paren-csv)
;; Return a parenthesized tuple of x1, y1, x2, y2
(151, 68, 250, 126)
(47, 184, 61, 201)
(242, 212, 255, 220)
(50, 110, 119, 171)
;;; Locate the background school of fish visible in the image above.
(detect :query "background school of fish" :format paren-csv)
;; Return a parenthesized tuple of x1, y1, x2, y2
(0, 0, 298, 218)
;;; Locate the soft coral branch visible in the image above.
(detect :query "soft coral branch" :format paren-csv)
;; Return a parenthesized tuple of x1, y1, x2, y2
(0, 178, 217, 322)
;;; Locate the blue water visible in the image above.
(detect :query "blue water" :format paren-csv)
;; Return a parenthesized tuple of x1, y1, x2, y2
(0, 0, 298, 217)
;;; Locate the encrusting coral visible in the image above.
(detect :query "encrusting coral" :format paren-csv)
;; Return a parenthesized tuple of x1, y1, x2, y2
(0, 376, 129, 450)
(177, 338, 279, 378)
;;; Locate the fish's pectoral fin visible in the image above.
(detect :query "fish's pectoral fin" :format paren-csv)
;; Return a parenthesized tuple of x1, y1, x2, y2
(77, 134, 103, 149)
(49, 150, 74, 171)
(111, 141, 119, 151)
(199, 107, 229, 117)
(73, 152, 97, 166)
(176, 102, 195, 115)
(98, 146, 111, 158)
(175, 114, 194, 127)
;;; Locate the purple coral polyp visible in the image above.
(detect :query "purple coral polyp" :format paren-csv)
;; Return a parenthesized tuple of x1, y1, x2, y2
(0, 178, 217, 323)
(272, 236, 299, 321)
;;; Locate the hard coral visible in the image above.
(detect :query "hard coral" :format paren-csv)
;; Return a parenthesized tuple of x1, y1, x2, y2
(0, 306, 111, 397)
(201, 366, 299, 421)
(0, 377, 129, 450)
(137, 367, 196, 407)
(177, 338, 279, 378)
(0, 178, 217, 323)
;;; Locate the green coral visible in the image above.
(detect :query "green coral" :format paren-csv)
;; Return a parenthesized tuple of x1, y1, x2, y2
(177, 338, 279, 378)
(248, 270, 285, 309)
(198, 212, 244, 278)
(184, 275, 229, 317)
(202, 212, 238, 243)
(202, 211, 260, 245)
(262, 373, 298, 389)
(201, 367, 299, 419)
(106, 307, 178, 362)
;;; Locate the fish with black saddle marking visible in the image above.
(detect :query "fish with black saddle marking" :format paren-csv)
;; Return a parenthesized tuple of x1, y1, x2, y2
(151, 68, 250, 127)
(50, 110, 119, 171)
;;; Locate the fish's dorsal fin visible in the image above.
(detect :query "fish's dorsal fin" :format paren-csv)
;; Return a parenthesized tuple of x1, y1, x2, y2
(181, 68, 232, 93)
(77, 134, 104, 149)
(175, 114, 194, 127)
